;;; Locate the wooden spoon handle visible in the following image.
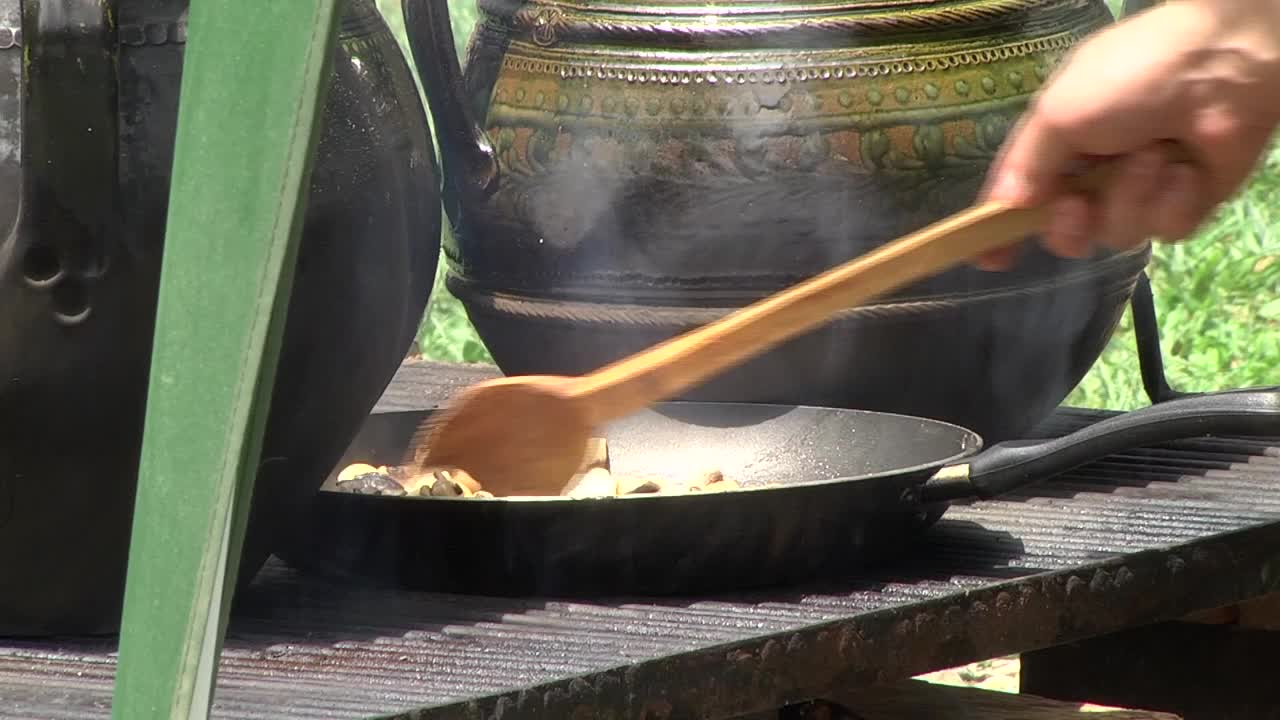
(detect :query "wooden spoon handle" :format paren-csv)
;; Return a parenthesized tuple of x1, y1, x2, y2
(570, 143, 1194, 423)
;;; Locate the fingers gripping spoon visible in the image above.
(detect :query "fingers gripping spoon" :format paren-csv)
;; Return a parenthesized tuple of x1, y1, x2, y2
(414, 146, 1191, 497)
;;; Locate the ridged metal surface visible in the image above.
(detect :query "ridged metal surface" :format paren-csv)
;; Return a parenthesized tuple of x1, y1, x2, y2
(4, 367, 1280, 719)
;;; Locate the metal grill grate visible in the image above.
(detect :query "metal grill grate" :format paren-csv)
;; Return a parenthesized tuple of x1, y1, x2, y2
(4, 375, 1280, 719)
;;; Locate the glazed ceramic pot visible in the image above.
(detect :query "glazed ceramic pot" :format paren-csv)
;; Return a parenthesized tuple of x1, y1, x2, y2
(0, 0, 439, 635)
(405, 0, 1150, 444)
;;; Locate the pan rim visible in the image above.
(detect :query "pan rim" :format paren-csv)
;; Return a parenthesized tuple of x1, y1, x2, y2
(319, 401, 986, 506)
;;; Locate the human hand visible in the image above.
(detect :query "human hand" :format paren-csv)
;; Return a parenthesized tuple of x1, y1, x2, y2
(978, 0, 1280, 270)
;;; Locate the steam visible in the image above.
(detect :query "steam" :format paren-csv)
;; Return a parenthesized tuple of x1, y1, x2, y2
(462, 2, 1129, 442)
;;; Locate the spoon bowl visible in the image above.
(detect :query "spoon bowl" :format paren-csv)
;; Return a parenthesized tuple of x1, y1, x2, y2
(415, 376, 595, 496)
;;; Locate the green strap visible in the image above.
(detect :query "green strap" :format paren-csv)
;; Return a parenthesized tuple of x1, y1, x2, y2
(111, 1, 341, 718)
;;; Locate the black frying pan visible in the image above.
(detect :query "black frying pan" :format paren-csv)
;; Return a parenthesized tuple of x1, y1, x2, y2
(279, 389, 1280, 597)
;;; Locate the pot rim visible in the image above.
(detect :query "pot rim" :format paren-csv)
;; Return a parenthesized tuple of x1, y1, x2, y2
(478, 0, 1110, 49)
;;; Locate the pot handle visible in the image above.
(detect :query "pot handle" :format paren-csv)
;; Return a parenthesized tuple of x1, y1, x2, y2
(18, 0, 118, 326)
(401, 0, 499, 205)
(1130, 271, 1189, 404)
(922, 389, 1280, 502)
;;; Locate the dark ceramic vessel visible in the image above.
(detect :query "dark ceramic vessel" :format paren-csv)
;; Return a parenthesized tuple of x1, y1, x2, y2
(406, 0, 1150, 444)
(0, 0, 440, 635)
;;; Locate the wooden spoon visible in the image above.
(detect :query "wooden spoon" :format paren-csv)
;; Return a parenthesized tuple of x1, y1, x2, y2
(411, 145, 1192, 497)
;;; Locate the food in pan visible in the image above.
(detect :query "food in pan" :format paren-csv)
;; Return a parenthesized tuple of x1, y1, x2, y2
(333, 437, 742, 499)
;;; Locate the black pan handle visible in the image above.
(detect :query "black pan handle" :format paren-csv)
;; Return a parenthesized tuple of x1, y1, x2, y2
(923, 390, 1280, 503)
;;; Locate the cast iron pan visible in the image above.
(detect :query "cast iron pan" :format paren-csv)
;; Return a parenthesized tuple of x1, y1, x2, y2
(283, 390, 1280, 596)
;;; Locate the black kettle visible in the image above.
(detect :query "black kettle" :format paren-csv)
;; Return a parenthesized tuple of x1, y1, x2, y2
(0, 0, 441, 635)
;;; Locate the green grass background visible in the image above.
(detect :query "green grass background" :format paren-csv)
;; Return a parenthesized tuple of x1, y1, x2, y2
(379, 0, 1280, 412)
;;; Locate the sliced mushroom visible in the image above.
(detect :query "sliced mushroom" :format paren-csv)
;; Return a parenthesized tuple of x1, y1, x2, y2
(578, 437, 610, 473)
(337, 463, 381, 483)
(383, 463, 416, 484)
(424, 474, 475, 497)
(562, 467, 618, 498)
(616, 474, 665, 495)
(683, 469, 722, 492)
(347, 454, 746, 501)
(405, 467, 472, 496)
(336, 471, 407, 497)
(450, 469, 482, 494)
(702, 474, 739, 492)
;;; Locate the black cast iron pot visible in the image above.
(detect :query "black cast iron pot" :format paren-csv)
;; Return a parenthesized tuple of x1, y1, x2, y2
(405, 0, 1151, 444)
(0, 0, 440, 635)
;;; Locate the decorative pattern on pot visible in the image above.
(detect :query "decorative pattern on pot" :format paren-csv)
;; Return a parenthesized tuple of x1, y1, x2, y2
(405, 0, 1150, 443)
